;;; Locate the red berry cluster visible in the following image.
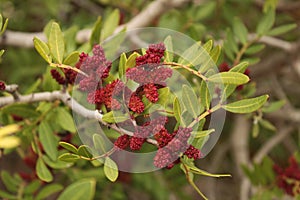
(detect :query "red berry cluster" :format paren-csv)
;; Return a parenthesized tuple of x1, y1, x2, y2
(0, 81, 5, 90)
(71, 43, 201, 169)
(114, 115, 168, 150)
(273, 156, 300, 196)
(154, 127, 200, 169)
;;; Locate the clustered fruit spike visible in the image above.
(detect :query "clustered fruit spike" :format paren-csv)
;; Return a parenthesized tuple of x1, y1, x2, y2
(273, 156, 300, 196)
(71, 43, 202, 169)
(0, 81, 6, 90)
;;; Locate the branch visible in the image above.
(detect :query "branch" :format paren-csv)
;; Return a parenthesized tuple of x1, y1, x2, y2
(253, 126, 295, 163)
(230, 115, 251, 200)
(248, 34, 296, 53)
(0, 86, 158, 146)
(0, 0, 190, 48)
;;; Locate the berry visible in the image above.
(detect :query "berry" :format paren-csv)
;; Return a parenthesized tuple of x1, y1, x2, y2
(184, 145, 201, 160)
(51, 69, 66, 85)
(129, 136, 145, 150)
(114, 135, 130, 150)
(0, 81, 5, 90)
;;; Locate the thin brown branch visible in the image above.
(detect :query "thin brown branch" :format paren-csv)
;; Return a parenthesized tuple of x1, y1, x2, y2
(0, 86, 158, 146)
(0, 0, 191, 48)
(253, 126, 295, 163)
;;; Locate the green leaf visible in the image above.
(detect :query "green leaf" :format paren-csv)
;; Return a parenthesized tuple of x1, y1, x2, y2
(56, 107, 76, 132)
(101, 9, 120, 41)
(0, 15, 2, 31)
(192, 129, 215, 139)
(252, 123, 260, 138)
(259, 119, 276, 131)
(0, 17, 8, 35)
(59, 141, 78, 154)
(230, 62, 249, 73)
(203, 40, 213, 52)
(182, 85, 199, 118)
(245, 44, 265, 55)
(118, 52, 127, 79)
(1, 171, 20, 193)
(233, 17, 248, 45)
(194, 2, 216, 20)
(35, 184, 63, 200)
(2, 103, 39, 118)
(210, 45, 221, 63)
(104, 157, 119, 182)
(33, 37, 52, 64)
(256, 9, 275, 35)
(58, 153, 80, 162)
(225, 28, 238, 54)
(36, 157, 53, 182)
(223, 95, 269, 113)
(57, 179, 96, 200)
(93, 133, 109, 154)
(125, 52, 140, 69)
(221, 62, 249, 101)
(23, 180, 41, 195)
(164, 36, 173, 62)
(78, 145, 93, 159)
(267, 23, 297, 36)
(49, 22, 65, 63)
(208, 72, 249, 85)
(38, 121, 58, 161)
(0, 190, 17, 199)
(63, 51, 79, 66)
(262, 100, 285, 113)
(102, 111, 129, 123)
(173, 97, 181, 123)
(178, 41, 203, 66)
(200, 81, 211, 110)
(90, 16, 102, 46)
(43, 155, 73, 169)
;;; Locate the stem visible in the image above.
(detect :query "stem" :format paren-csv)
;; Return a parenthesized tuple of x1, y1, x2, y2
(181, 161, 208, 200)
(163, 62, 208, 81)
(50, 63, 88, 77)
(80, 147, 116, 161)
(233, 36, 260, 65)
(188, 103, 222, 128)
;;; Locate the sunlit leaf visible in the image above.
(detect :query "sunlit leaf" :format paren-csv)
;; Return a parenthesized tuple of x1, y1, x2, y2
(164, 36, 173, 62)
(49, 22, 65, 63)
(223, 95, 269, 113)
(104, 157, 119, 182)
(182, 85, 199, 118)
(90, 16, 102, 46)
(208, 72, 249, 85)
(59, 141, 78, 154)
(101, 9, 120, 41)
(33, 37, 52, 64)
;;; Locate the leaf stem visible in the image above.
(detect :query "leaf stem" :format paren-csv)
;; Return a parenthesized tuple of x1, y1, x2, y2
(188, 103, 222, 128)
(181, 161, 208, 200)
(50, 63, 88, 77)
(233, 36, 260, 65)
(80, 147, 116, 161)
(163, 62, 208, 81)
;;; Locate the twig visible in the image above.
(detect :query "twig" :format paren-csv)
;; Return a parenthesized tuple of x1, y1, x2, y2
(0, 86, 158, 146)
(248, 33, 296, 53)
(0, 0, 191, 48)
(230, 115, 251, 200)
(253, 126, 295, 163)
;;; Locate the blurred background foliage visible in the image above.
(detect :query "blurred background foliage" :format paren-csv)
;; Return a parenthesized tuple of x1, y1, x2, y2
(0, 0, 300, 199)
